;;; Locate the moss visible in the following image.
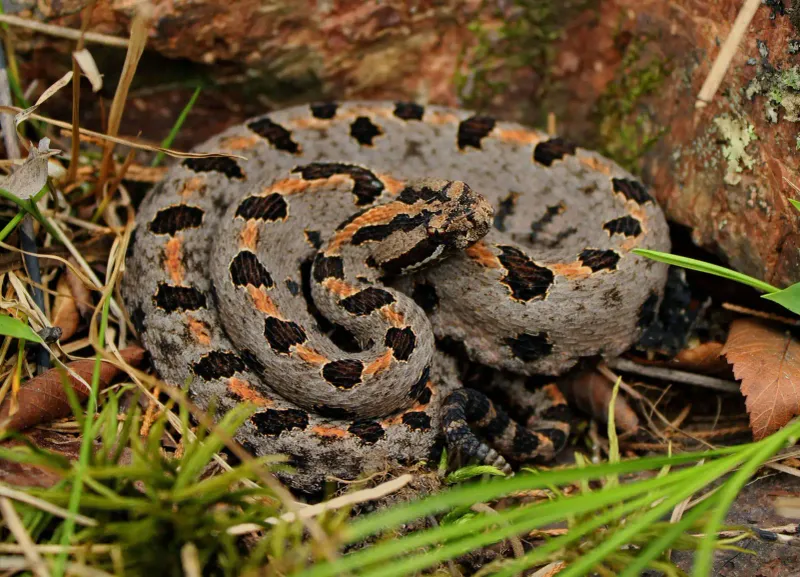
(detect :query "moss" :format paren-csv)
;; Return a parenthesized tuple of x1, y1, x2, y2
(592, 31, 671, 174)
(713, 113, 758, 186)
(456, 0, 596, 123)
(746, 60, 800, 123)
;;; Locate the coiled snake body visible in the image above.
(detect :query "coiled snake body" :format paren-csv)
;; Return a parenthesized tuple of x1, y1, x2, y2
(122, 101, 670, 490)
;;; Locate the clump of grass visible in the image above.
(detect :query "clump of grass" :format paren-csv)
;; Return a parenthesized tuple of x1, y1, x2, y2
(0, 387, 288, 576)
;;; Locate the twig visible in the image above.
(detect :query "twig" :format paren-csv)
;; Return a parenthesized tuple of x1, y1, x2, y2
(0, 14, 129, 48)
(722, 302, 800, 326)
(695, 0, 762, 108)
(226, 474, 414, 534)
(607, 358, 741, 393)
(67, 3, 96, 183)
(471, 502, 525, 559)
(0, 484, 97, 527)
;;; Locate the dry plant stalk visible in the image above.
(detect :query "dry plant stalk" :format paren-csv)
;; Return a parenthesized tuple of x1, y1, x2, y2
(96, 3, 154, 194)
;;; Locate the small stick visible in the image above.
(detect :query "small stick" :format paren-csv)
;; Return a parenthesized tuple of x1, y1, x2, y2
(227, 474, 413, 534)
(607, 358, 741, 394)
(722, 302, 800, 326)
(0, 14, 128, 48)
(695, 0, 762, 108)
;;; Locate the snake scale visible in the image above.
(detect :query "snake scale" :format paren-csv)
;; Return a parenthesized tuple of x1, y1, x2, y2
(122, 101, 670, 491)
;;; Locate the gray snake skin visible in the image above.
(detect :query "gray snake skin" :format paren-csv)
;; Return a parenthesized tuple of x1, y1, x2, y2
(121, 101, 670, 490)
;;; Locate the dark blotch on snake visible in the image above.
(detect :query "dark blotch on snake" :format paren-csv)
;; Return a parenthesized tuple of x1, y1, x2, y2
(385, 327, 416, 361)
(130, 306, 146, 335)
(285, 279, 300, 296)
(304, 230, 322, 249)
(193, 351, 246, 380)
(235, 193, 288, 222)
(393, 102, 425, 121)
(402, 411, 432, 431)
(497, 245, 554, 301)
(182, 157, 244, 180)
(533, 138, 577, 166)
(240, 349, 266, 373)
(314, 405, 357, 420)
(369, 238, 441, 276)
(322, 359, 364, 389)
(247, 118, 300, 154)
(603, 215, 642, 238)
(348, 420, 386, 444)
(512, 429, 540, 455)
(340, 287, 395, 315)
(578, 249, 621, 272)
(351, 212, 432, 245)
(264, 317, 307, 354)
(484, 412, 512, 441)
(153, 284, 207, 312)
(397, 185, 449, 204)
(612, 178, 654, 205)
(312, 254, 345, 282)
(409, 366, 431, 401)
(251, 409, 309, 436)
(505, 332, 553, 362)
(149, 205, 204, 235)
(457, 116, 496, 150)
(230, 251, 274, 289)
(529, 202, 565, 243)
(310, 102, 338, 119)
(350, 116, 383, 146)
(293, 163, 385, 206)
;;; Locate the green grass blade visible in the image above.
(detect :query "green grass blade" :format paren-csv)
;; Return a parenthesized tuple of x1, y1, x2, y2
(790, 199, 800, 213)
(173, 402, 256, 491)
(693, 419, 800, 576)
(54, 293, 111, 576)
(489, 493, 663, 577)
(617, 498, 715, 577)
(345, 447, 746, 543)
(0, 314, 44, 343)
(0, 211, 25, 242)
(633, 249, 779, 294)
(554, 447, 760, 577)
(297, 457, 742, 577)
(761, 282, 800, 316)
(151, 85, 202, 167)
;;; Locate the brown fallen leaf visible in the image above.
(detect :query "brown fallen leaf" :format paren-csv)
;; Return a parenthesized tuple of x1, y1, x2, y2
(0, 346, 145, 432)
(559, 370, 640, 434)
(672, 341, 732, 376)
(722, 318, 800, 440)
(52, 274, 80, 341)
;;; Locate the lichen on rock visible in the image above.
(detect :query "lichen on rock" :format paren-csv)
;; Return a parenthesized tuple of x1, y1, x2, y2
(713, 114, 757, 186)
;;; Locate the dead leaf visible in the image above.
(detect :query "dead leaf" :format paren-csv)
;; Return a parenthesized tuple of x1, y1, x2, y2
(722, 318, 800, 440)
(559, 370, 639, 433)
(14, 71, 72, 127)
(0, 138, 61, 200)
(73, 48, 103, 92)
(52, 274, 80, 341)
(672, 341, 732, 375)
(0, 430, 82, 488)
(0, 346, 145, 432)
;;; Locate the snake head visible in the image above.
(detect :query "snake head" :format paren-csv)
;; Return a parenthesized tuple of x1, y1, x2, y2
(418, 179, 493, 250)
